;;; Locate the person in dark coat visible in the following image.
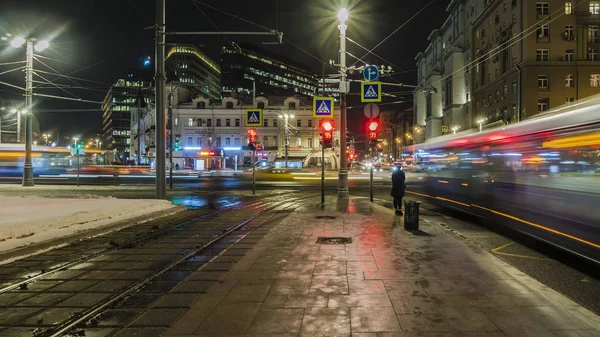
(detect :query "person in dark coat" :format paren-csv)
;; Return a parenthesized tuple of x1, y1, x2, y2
(391, 166, 406, 215)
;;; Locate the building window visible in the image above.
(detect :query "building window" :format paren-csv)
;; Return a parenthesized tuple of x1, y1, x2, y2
(207, 119, 212, 127)
(591, 1, 600, 14)
(296, 119, 301, 127)
(307, 119, 312, 128)
(196, 101, 206, 109)
(565, 25, 574, 41)
(196, 137, 202, 146)
(538, 75, 549, 89)
(503, 84, 508, 97)
(537, 98, 549, 112)
(188, 118, 193, 127)
(187, 137, 192, 146)
(174, 118, 178, 126)
(215, 137, 221, 147)
(536, 2, 550, 16)
(296, 137, 302, 147)
(216, 119, 221, 127)
(288, 102, 296, 109)
(512, 13, 517, 24)
(263, 119, 268, 127)
(273, 119, 278, 127)
(565, 1, 573, 14)
(263, 136, 268, 145)
(495, 90, 500, 102)
(235, 119, 240, 127)
(588, 25, 599, 42)
(537, 25, 549, 40)
(444, 78, 453, 104)
(566, 74, 574, 87)
(565, 49, 574, 61)
(225, 137, 231, 147)
(272, 136, 278, 147)
(226, 101, 234, 109)
(308, 138, 313, 148)
(589, 48, 599, 61)
(512, 80, 517, 93)
(536, 49, 550, 61)
(512, 103, 517, 118)
(590, 74, 600, 87)
(257, 102, 265, 109)
(234, 138, 240, 146)
(197, 119, 203, 127)
(566, 97, 575, 103)
(226, 119, 231, 127)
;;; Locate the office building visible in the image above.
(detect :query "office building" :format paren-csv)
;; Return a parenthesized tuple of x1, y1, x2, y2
(166, 44, 221, 99)
(220, 44, 318, 99)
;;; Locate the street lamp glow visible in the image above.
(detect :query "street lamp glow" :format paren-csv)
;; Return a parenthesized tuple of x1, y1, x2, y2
(11, 36, 25, 48)
(34, 40, 49, 52)
(337, 8, 349, 23)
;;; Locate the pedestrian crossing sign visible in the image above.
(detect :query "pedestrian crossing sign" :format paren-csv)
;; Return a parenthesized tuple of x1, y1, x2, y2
(361, 82, 382, 103)
(245, 109, 263, 127)
(312, 97, 334, 118)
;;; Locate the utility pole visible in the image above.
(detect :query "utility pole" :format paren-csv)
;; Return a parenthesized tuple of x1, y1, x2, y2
(22, 40, 34, 187)
(337, 8, 349, 198)
(168, 90, 173, 189)
(136, 83, 142, 165)
(155, 0, 167, 199)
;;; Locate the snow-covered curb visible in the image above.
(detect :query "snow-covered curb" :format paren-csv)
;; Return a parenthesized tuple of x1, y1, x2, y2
(0, 196, 177, 254)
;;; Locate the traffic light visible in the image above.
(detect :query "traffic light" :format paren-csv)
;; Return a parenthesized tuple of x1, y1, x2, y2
(204, 85, 210, 93)
(174, 136, 181, 151)
(367, 121, 379, 147)
(247, 128, 257, 150)
(143, 56, 151, 67)
(321, 120, 333, 149)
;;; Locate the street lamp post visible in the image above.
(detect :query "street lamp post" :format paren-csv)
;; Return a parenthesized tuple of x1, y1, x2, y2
(476, 118, 486, 132)
(10, 36, 49, 186)
(278, 113, 294, 169)
(337, 8, 350, 198)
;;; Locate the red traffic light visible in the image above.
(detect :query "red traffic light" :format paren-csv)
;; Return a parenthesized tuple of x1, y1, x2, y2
(322, 121, 333, 132)
(368, 121, 379, 132)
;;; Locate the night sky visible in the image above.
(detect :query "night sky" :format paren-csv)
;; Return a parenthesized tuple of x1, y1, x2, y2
(0, 0, 448, 137)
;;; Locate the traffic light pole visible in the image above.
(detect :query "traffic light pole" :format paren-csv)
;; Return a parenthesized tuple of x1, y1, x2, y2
(321, 143, 325, 205)
(168, 92, 173, 189)
(155, 0, 167, 199)
(252, 148, 256, 195)
(369, 165, 373, 202)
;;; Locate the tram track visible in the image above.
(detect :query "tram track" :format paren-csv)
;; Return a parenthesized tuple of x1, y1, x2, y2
(0, 194, 316, 337)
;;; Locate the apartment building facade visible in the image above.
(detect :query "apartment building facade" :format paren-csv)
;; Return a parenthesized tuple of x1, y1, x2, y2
(472, 0, 600, 128)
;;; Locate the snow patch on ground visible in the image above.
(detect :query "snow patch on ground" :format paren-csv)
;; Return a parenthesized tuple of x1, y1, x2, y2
(0, 196, 176, 254)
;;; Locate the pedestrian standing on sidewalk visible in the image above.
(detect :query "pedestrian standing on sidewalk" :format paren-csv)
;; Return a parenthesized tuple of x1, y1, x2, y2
(391, 165, 406, 215)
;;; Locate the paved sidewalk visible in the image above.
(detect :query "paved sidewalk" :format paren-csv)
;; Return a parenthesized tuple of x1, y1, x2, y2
(164, 196, 600, 337)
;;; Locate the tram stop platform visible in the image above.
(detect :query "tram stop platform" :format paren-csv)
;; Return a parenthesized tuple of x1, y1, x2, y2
(160, 196, 600, 337)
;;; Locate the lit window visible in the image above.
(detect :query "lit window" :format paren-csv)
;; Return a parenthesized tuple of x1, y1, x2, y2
(536, 49, 550, 61)
(588, 25, 599, 42)
(589, 48, 599, 61)
(538, 75, 549, 89)
(225, 138, 231, 147)
(565, 1, 573, 14)
(591, 1, 600, 14)
(174, 118, 178, 126)
(188, 118, 193, 127)
(590, 74, 600, 87)
(565, 74, 574, 87)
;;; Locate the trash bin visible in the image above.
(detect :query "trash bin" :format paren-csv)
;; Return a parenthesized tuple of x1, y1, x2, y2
(403, 200, 421, 230)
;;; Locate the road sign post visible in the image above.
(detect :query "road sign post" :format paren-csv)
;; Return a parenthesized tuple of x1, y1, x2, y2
(252, 149, 256, 196)
(363, 65, 380, 82)
(370, 165, 373, 202)
(361, 82, 382, 103)
(321, 141, 325, 206)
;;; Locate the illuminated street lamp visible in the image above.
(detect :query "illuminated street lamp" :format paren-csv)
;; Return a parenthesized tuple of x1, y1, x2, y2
(10, 35, 50, 186)
(476, 118, 486, 132)
(451, 126, 460, 135)
(278, 113, 295, 168)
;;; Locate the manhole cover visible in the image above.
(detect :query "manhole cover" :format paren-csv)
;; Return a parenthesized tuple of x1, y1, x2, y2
(316, 237, 352, 244)
(315, 216, 337, 219)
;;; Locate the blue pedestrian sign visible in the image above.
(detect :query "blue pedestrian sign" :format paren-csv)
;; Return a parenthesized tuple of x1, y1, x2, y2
(313, 97, 334, 118)
(245, 109, 263, 127)
(361, 82, 382, 103)
(363, 65, 380, 82)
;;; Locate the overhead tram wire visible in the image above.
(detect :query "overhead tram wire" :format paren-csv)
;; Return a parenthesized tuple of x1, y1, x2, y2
(30, 69, 113, 86)
(431, 1, 584, 89)
(34, 56, 105, 99)
(0, 66, 26, 77)
(0, 61, 26, 66)
(346, 36, 415, 80)
(191, 0, 338, 73)
(351, 0, 436, 69)
(189, 0, 234, 46)
(32, 71, 82, 99)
